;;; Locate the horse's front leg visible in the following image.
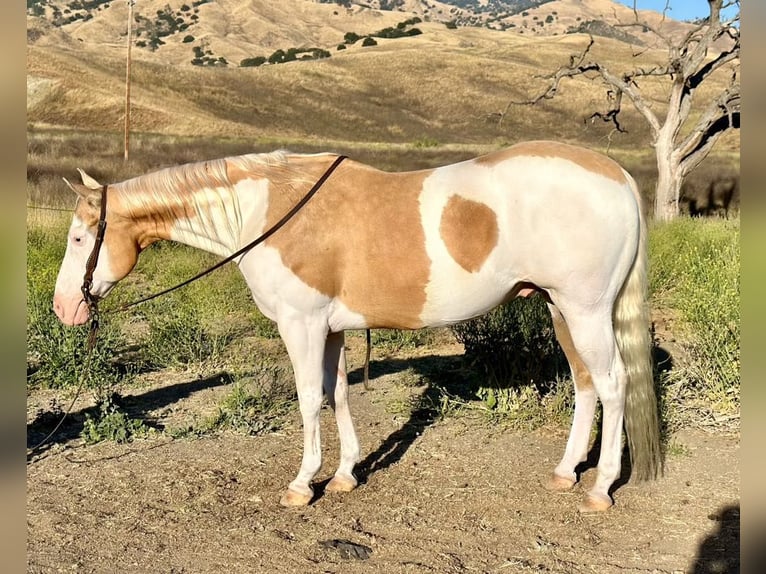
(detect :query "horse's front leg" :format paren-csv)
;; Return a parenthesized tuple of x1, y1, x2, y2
(323, 331, 361, 494)
(277, 314, 329, 507)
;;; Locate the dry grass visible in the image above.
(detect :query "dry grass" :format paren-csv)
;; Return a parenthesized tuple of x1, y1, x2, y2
(27, 5, 739, 152)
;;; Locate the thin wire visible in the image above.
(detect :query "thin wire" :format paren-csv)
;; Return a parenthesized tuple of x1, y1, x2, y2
(27, 205, 74, 213)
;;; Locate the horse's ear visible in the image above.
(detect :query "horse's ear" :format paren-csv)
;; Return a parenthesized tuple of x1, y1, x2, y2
(63, 177, 101, 208)
(76, 168, 102, 190)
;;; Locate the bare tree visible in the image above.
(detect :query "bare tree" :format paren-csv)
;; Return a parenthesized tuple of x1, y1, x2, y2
(500, 0, 739, 221)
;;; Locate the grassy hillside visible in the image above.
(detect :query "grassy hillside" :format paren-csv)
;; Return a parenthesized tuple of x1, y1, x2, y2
(26, 21, 737, 148)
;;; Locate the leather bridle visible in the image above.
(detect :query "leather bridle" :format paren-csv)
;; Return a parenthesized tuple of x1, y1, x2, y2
(80, 184, 108, 348)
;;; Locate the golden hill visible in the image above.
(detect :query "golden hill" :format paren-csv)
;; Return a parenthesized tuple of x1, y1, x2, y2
(26, 0, 738, 153)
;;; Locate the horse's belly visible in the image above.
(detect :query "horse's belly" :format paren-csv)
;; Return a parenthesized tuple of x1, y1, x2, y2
(420, 269, 514, 327)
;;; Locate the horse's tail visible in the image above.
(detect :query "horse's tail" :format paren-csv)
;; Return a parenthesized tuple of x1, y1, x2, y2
(613, 172, 662, 481)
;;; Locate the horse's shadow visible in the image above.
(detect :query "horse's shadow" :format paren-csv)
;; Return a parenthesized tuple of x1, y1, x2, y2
(29, 338, 676, 498)
(345, 353, 628, 494)
(340, 337, 675, 496)
(346, 352, 471, 485)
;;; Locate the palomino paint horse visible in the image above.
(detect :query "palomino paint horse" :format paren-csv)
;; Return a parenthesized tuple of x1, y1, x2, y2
(53, 141, 661, 512)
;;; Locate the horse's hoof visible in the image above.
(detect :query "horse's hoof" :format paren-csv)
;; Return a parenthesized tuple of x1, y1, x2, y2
(578, 492, 613, 513)
(544, 473, 576, 492)
(326, 474, 357, 493)
(279, 488, 313, 507)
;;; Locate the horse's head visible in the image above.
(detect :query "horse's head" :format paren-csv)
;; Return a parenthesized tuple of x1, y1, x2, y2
(53, 170, 140, 326)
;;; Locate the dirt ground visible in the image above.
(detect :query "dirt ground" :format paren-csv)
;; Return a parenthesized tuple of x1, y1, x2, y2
(26, 336, 739, 574)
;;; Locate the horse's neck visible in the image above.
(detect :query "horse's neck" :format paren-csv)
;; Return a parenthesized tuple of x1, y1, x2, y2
(114, 176, 246, 258)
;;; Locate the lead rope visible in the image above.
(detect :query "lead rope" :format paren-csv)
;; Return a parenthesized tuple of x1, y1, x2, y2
(109, 155, 348, 314)
(28, 186, 109, 458)
(363, 329, 372, 390)
(27, 320, 99, 458)
(30, 157, 351, 454)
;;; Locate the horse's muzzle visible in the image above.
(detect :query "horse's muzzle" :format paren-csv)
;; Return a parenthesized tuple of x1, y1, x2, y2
(52, 294, 90, 326)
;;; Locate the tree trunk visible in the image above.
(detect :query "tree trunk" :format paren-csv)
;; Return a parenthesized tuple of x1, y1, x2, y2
(654, 133, 683, 221)
(654, 117, 684, 221)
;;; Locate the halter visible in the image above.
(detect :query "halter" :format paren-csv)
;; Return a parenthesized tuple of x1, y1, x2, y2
(81, 184, 108, 348)
(29, 184, 110, 457)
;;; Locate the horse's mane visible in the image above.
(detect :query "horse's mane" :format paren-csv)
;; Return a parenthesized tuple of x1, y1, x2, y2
(113, 150, 300, 247)
(115, 150, 291, 203)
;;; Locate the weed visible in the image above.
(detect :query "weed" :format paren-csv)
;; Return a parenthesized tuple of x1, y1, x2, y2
(370, 329, 433, 355)
(82, 395, 151, 444)
(665, 440, 691, 457)
(412, 136, 441, 149)
(649, 218, 739, 430)
(197, 366, 294, 436)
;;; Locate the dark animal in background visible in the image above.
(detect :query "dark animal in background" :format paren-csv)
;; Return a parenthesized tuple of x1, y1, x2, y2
(681, 175, 739, 217)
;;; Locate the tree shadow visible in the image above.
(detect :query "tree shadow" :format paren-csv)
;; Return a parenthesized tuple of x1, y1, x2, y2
(690, 504, 740, 574)
(27, 372, 232, 460)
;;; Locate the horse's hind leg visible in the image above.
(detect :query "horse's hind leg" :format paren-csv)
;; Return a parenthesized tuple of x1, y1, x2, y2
(277, 314, 329, 507)
(545, 304, 597, 492)
(554, 304, 628, 512)
(322, 331, 361, 494)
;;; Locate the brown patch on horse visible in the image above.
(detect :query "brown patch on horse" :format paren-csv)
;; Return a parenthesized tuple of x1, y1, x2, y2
(263, 156, 431, 329)
(475, 141, 627, 184)
(551, 310, 594, 391)
(439, 196, 498, 273)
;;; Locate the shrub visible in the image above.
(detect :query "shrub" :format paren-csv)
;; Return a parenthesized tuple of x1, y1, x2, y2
(240, 56, 266, 67)
(362, 37, 377, 47)
(268, 49, 286, 64)
(182, 34, 194, 43)
(451, 296, 567, 396)
(344, 31, 361, 44)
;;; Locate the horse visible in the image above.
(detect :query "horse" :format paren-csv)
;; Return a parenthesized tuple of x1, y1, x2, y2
(52, 141, 661, 512)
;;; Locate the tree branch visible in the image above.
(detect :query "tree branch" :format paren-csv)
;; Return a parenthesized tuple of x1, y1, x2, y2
(678, 72, 740, 169)
(498, 36, 662, 136)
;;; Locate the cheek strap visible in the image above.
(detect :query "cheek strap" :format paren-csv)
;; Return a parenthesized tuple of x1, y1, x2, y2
(81, 185, 108, 310)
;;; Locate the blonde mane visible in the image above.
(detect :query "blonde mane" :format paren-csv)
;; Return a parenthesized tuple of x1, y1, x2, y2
(112, 151, 295, 249)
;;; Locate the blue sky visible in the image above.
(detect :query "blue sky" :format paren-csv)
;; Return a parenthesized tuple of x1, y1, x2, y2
(614, 1, 738, 22)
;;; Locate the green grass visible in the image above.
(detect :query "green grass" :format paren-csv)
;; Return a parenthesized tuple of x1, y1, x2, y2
(169, 365, 294, 438)
(649, 217, 740, 430)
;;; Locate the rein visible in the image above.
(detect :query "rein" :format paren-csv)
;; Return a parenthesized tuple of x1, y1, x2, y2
(28, 155, 358, 456)
(109, 154, 348, 314)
